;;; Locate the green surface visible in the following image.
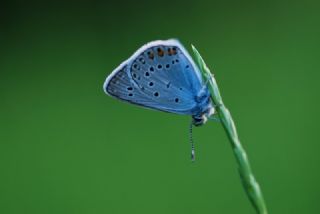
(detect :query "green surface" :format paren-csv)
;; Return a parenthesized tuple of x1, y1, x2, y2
(1, 1, 319, 213)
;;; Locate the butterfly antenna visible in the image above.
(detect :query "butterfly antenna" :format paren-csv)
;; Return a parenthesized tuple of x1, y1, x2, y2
(189, 121, 195, 162)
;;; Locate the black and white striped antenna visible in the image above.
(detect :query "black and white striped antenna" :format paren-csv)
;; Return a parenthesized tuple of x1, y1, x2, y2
(189, 121, 195, 162)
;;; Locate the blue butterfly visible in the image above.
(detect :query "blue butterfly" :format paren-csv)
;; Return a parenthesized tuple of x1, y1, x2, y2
(103, 39, 215, 160)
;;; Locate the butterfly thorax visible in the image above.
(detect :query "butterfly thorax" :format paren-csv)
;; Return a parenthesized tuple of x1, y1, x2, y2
(191, 88, 215, 126)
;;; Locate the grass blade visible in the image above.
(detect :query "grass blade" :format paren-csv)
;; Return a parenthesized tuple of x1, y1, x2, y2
(191, 45, 268, 214)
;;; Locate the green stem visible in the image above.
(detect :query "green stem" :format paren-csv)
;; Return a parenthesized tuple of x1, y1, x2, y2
(192, 45, 268, 214)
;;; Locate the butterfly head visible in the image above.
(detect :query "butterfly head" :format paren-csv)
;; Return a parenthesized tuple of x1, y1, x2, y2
(192, 106, 215, 126)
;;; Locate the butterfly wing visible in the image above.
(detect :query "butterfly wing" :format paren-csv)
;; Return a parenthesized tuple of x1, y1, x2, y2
(104, 39, 205, 115)
(104, 64, 169, 109)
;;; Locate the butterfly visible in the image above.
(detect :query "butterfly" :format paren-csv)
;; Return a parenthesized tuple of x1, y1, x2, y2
(103, 39, 215, 160)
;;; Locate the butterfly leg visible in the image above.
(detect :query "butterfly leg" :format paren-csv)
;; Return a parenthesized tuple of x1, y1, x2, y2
(208, 114, 221, 123)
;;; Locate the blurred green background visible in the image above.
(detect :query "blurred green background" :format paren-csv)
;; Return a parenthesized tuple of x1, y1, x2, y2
(1, 0, 319, 213)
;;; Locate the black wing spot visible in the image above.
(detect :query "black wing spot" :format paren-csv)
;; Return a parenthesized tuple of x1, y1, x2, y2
(166, 64, 170, 69)
(172, 47, 177, 54)
(172, 60, 175, 64)
(149, 67, 154, 72)
(133, 73, 137, 78)
(127, 87, 133, 91)
(113, 79, 120, 84)
(157, 48, 164, 57)
(166, 82, 171, 88)
(154, 92, 159, 97)
(145, 72, 150, 77)
(186, 65, 189, 68)
(139, 57, 145, 64)
(108, 87, 116, 93)
(157, 64, 162, 69)
(147, 51, 154, 60)
(175, 59, 179, 63)
(175, 98, 179, 103)
(128, 93, 133, 97)
(133, 64, 138, 69)
(149, 82, 154, 87)
(179, 87, 182, 90)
